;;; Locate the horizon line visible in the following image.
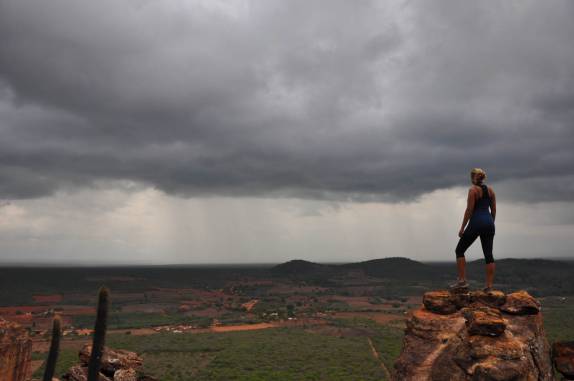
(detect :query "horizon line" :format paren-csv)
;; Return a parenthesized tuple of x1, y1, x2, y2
(0, 255, 572, 268)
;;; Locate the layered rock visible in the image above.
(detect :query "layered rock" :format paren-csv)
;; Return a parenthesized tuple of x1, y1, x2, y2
(501, 291, 541, 315)
(0, 318, 32, 381)
(462, 306, 506, 337)
(62, 344, 156, 381)
(394, 289, 554, 381)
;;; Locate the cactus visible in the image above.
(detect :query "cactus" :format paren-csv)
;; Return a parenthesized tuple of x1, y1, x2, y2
(87, 287, 109, 381)
(42, 315, 61, 381)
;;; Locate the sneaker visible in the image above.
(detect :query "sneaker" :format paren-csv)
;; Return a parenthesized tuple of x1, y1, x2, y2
(449, 279, 469, 290)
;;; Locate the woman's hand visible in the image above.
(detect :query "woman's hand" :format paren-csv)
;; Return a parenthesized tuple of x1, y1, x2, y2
(458, 227, 465, 238)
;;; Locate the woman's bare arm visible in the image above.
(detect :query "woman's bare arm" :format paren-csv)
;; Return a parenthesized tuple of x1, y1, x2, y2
(460, 188, 476, 230)
(490, 187, 496, 221)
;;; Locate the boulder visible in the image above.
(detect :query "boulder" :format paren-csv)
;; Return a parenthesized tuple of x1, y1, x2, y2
(113, 369, 138, 381)
(64, 345, 153, 381)
(393, 289, 553, 381)
(553, 341, 574, 380)
(471, 290, 507, 307)
(79, 344, 143, 376)
(0, 318, 31, 381)
(422, 289, 507, 316)
(463, 306, 506, 337)
(500, 290, 541, 315)
(423, 290, 459, 315)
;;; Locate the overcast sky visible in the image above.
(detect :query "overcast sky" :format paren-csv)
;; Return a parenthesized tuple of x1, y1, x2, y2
(0, 0, 573, 264)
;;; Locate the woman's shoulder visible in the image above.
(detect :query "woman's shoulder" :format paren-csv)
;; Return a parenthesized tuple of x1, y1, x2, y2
(470, 184, 493, 197)
(468, 185, 481, 193)
(468, 185, 481, 199)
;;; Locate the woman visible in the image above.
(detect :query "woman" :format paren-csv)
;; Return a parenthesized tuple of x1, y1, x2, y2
(450, 168, 497, 292)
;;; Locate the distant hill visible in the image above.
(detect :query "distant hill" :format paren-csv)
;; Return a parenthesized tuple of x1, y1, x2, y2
(269, 257, 574, 294)
(341, 257, 439, 280)
(468, 257, 573, 271)
(0, 257, 572, 305)
(466, 258, 574, 295)
(270, 257, 439, 281)
(270, 259, 333, 277)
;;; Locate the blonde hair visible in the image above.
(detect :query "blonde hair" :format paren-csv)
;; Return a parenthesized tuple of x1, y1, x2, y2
(470, 168, 487, 184)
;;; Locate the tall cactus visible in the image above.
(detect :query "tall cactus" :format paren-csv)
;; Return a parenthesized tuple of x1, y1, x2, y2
(87, 287, 109, 381)
(43, 315, 61, 381)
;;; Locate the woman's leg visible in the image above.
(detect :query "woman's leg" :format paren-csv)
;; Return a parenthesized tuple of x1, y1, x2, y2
(455, 228, 479, 281)
(485, 263, 495, 288)
(479, 232, 495, 288)
(456, 257, 466, 281)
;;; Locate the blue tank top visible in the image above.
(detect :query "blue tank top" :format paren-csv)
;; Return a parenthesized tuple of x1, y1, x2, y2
(469, 184, 495, 231)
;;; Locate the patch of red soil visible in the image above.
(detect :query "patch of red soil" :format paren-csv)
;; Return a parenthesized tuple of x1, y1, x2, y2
(268, 285, 328, 294)
(179, 300, 206, 307)
(32, 294, 63, 303)
(57, 306, 96, 315)
(0, 306, 48, 314)
(241, 299, 258, 312)
(210, 322, 276, 332)
(2, 314, 33, 324)
(330, 311, 405, 324)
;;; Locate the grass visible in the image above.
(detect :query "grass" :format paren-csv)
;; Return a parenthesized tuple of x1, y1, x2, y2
(103, 326, 395, 381)
(540, 296, 574, 344)
(34, 298, 574, 381)
(327, 317, 404, 372)
(32, 348, 79, 379)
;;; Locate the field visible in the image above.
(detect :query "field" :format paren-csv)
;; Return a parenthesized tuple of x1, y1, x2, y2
(29, 298, 574, 381)
(33, 318, 403, 381)
(540, 296, 574, 343)
(2, 257, 574, 380)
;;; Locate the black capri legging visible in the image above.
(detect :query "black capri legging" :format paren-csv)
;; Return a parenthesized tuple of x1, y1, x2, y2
(455, 225, 495, 264)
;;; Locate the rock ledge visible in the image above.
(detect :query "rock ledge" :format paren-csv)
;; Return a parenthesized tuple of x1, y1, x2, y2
(394, 289, 554, 381)
(62, 344, 157, 381)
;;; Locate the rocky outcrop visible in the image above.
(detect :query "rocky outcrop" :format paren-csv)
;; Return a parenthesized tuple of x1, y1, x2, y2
(78, 344, 143, 375)
(62, 344, 156, 381)
(462, 306, 506, 337)
(500, 291, 541, 315)
(553, 341, 574, 380)
(0, 318, 31, 381)
(394, 289, 554, 381)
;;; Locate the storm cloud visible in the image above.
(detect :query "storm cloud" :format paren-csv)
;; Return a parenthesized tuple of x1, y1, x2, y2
(1, 0, 574, 203)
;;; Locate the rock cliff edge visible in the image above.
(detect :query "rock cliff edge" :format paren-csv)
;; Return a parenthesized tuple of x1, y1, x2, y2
(0, 318, 31, 381)
(393, 288, 554, 381)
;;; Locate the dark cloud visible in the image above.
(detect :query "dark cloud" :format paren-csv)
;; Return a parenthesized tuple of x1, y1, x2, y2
(0, 0, 573, 203)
